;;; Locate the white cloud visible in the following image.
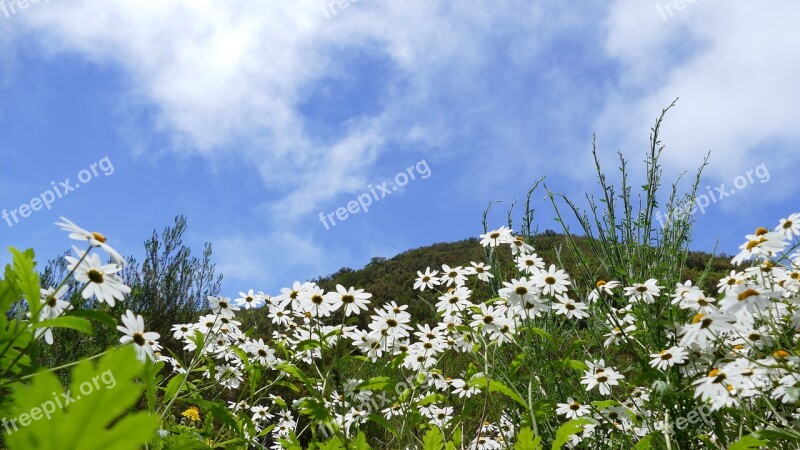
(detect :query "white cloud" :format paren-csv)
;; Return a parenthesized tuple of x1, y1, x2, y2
(600, 0, 800, 197)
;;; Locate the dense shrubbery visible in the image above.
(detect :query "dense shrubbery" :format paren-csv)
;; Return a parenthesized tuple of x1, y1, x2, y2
(1, 108, 798, 449)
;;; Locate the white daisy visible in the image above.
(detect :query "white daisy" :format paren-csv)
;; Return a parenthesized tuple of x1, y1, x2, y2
(67, 247, 130, 306)
(117, 310, 160, 363)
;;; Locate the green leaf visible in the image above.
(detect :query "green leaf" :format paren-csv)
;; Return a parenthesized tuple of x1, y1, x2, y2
(635, 434, 653, 450)
(551, 418, 593, 450)
(728, 435, 767, 450)
(357, 376, 391, 391)
(367, 413, 399, 439)
(469, 377, 527, 409)
(351, 432, 370, 450)
(10, 247, 40, 320)
(34, 316, 93, 335)
(163, 373, 188, 401)
(5, 346, 159, 450)
(754, 426, 800, 443)
(65, 309, 117, 330)
(423, 428, 445, 450)
(318, 439, 345, 450)
(528, 327, 553, 341)
(514, 427, 543, 450)
(563, 359, 589, 372)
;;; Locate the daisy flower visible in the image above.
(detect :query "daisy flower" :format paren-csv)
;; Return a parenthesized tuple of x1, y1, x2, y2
(581, 364, 625, 396)
(499, 277, 540, 307)
(693, 368, 739, 410)
(624, 279, 663, 304)
(718, 284, 781, 315)
(556, 398, 590, 419)
(435, 286, 473, 315)
(510, 235, 535, 255)
(479, 226, 514, 248)
(55, 217, 126, 266)
(731, 228, 788, 265)
(247, 338, 277, 367)
(298, 286, 336, 317)
(679, 312, 736, 347)
(551, 295, 589, 320)
(414, 268, 440, 291)
(775, 212, 800, 239)
(117, 310, 161, 363)
(515, 254, 545, 274)
(587, 280, 621, 303)
(440, 265, 469, 287)
(171, 323, 194, 340)
(235, 289, 264, 309)
(466, 262, 494, 282)
(649, 346, 689, 371)
(532, 265, 571, 296)
(67, 248, 130, 306)
(33, 286, 72, 344)
(327, 285, 372, 317)
(717, 270, 745, 295)
(208, 296, 240, 318)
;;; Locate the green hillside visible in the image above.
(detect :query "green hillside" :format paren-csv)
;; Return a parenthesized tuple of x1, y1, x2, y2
(313, 231, 739, 322)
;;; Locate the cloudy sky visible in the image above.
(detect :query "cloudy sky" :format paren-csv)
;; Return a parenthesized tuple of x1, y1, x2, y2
(1, 0, 798, 296)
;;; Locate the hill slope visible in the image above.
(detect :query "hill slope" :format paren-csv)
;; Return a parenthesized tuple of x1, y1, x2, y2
(313, 232, 738, 322)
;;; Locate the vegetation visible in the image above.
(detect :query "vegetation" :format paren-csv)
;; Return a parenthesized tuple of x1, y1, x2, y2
(1, 106, 798, 449)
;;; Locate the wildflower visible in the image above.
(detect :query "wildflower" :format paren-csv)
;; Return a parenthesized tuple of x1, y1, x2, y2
(510, 235, 535, 255)
(181, 406, 201, 422)
(55, 217, 126, 266)
(439, 264, 469, 287)
(117, 310, 161, 363)
(775, 212, 800, 238)
(718, 284, 780, 315)
(587, 280, 621, 303)
(247, 338, 277, 367)
(581, 363, 625, 396)
(435, 286, 473, 315)
(649, 346, 689, 371)
(235, 289, 264, 309)
(171, 323, 194, 340)
(515, 254, 544, 274)
(551, 295, 589, 320)
(208, 296, 240, 319)
(556, 398, 590, 419)
(693, 368, 739, 410)
(251, 405, 273, 422)
(499, 277, 541, 307)
(603, 324, 636, 348)
(479, 226, 514, 248)
(732, 228, 788, 265)
(466, 262, 494, 282)
(326, 284, 372, 316)
(32, 286, 72, 345)
(414, 267, 440, 291)
(532, 264, 571, 296)
(717, 270, 746, 295)
(67, 247, 130, 306)
(679, 312, 736, 347)
(624, 279, 663, 304)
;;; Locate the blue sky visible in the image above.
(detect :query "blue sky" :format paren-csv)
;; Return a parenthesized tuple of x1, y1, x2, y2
(1, 0, 799, 296)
